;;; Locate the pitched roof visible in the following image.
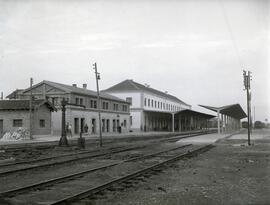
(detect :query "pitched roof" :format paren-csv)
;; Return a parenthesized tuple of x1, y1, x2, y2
(0, 99, 57, 111)
(6, 89, 24, 99)
(104, 80, 190, 106)
(22, 80, 128, 104)
(199, 104, 247, 119)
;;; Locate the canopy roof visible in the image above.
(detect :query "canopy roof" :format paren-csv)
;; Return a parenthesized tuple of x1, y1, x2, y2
(144, 109, 215, 119)
(199, 104, 247, 119)
(175, 109, 216, 119)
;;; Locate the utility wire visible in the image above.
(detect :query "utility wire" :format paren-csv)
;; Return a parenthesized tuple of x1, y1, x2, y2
(218, 0, 245, 69)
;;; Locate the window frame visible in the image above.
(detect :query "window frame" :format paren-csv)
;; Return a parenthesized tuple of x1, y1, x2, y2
(13, 119, 23, 127)
(39, 119, 45, 128)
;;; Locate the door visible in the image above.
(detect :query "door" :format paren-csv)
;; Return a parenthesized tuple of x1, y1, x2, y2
(74, 118, 79, 134)
(91, 119, 96, 134)
(0, 120, 3, 137)
(102, 119, 105, 132)
(117, 119, 120, 132)
(80, 118, 85, 133)
(106, 119, 110, 132)
(113, 120, 116, 132)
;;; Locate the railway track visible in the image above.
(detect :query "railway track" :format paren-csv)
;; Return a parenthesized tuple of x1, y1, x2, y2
(0, 144, 192, 198)
(0, 131, 210, 176)
(0, 143, 214, 205)
(0, 145, 125, 168)
(0, 145, 149, 176)
(50, 144, 214, 205)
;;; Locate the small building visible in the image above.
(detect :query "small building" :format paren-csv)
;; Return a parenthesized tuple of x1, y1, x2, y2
(103, 79, 192, 132)
(8, 80, 131, 135)
(0, 99, 56, 137)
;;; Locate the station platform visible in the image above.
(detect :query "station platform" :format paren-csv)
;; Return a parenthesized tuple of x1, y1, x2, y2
(0, 131, 190, 146)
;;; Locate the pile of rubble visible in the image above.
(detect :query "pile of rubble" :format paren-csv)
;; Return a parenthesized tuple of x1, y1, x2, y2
(0, 128, 30, 141)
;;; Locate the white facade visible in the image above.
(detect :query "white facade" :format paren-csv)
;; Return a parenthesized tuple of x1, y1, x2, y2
(143, 92, 191, 112)
(106, 90, 191, 131)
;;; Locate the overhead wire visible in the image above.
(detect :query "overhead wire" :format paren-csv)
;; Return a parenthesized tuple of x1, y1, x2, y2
(218, 0, 245, 69)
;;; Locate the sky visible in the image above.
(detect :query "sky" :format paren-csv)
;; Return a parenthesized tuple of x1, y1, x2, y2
(0, 0, 269, 121)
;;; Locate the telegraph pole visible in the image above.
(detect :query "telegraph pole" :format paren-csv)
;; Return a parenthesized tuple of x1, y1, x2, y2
(29, 78, 33, 140)
(243, 70, 252, 145)
(93, 62, 103, 147)
(253, 106, 255, 128)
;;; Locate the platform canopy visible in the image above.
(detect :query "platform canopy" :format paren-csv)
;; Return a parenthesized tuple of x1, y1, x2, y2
(199, 104, 247, 119)
(175, 109, 216, 119)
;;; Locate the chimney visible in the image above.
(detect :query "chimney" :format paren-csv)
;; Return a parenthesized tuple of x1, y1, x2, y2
(72, 84, 77, 87)
(83, 84, 87, 89)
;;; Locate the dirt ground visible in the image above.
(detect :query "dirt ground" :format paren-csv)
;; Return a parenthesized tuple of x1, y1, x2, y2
(90, 132, 270, 205)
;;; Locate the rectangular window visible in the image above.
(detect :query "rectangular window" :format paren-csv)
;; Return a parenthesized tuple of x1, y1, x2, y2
(79, 98, 83, 105)
(13, 119, 22, 127)
(151, 100, 153, 107)
(113, 103, 119, 111)
(94, 100, 97, 108)
(39, 119, 45, 128)
(155, 101, 156, 108)
(106, 102, 109, 110)
(90, 100, 93, 108)
(102, 102, 106, 109)
(144, 98, 147, 106)
(124, 119, 127, 128)
(126, 97, 132, 105)
(148, 99, 150, 106)
(75, 98, 79, 105)
(130, 116, 132, 126)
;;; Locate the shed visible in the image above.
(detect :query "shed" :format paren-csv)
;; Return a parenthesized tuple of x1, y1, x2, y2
(0, 99, 56, 137)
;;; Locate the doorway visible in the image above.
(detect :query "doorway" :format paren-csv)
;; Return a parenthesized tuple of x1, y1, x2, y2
(106, 119, 110, 132)
(102, 119, 105, 132)
(113, 119, 116, 132)
(80, 118, 85, 133)
(74, 118, 79, 134)
(0, 120, 3, 137)
(91, 118, 96, 134)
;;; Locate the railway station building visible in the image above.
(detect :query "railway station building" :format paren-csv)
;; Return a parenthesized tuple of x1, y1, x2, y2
(7, 81, 131, 136)
(104, 79, 215, 132)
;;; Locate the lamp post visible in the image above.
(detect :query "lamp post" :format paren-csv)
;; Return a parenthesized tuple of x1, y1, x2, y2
(59, 99, 85, 146)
